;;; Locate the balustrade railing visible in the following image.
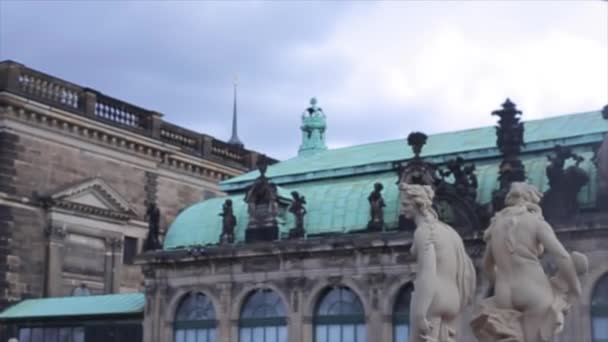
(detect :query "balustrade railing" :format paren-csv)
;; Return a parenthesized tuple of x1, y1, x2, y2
(0, 60, 262, 169)
(160, 122, 199, 150)
(211, 139, 245, 163)
(94, 94, 146, 129)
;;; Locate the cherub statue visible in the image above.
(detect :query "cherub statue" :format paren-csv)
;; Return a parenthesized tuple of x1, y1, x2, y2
(400, 183, 476, 342)
(288, 191, 307, 238)
(471, 182, 587, 342)
(367, 182, 386, 231)
(219, 199, 236, 243)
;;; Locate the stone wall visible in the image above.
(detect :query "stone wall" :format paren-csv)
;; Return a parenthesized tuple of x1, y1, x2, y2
(141, 227, 608, 342)
(0, 92, 254, 309)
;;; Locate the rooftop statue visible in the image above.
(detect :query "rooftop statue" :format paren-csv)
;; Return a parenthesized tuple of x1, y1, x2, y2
(541, 145, 589, 225)
(400, 183, 476, 342)
(597, 107, 608, 209)
(244, 158, 279, 242)
(367, 182, 386, 231)
(288, 191, 307, 238)
(219, 199, 236, 244)
(471, 182, 588, 342)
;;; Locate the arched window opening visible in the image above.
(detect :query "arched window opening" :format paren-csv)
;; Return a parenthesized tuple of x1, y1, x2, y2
(239, 289, 287, 342)
(174, 292, 217, 342)
(314, 286, 366, 342)
(592, 273, 608, 342)
(393, 283, 413, 342)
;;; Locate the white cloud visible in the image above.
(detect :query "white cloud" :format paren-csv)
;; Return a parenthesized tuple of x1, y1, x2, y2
(290, 1, 608, 139)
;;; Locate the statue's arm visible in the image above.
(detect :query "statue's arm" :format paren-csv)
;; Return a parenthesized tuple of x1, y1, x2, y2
(537, 221, 582, 297)
(412, 228, 437, 326)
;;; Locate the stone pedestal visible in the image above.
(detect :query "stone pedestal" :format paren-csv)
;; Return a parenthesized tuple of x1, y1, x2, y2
(245, 204, 278, 243)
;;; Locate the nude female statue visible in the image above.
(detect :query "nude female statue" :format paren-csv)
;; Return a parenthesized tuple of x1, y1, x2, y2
(400, 183, 476, 342)
(472, 182, 587, 342)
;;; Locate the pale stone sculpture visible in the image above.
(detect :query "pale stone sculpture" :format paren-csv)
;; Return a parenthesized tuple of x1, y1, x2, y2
(400, 183, 476, 342)
(471, 182, 588, 342)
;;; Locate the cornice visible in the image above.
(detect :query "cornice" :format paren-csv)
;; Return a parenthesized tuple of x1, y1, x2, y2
(0, 98, 243, 182)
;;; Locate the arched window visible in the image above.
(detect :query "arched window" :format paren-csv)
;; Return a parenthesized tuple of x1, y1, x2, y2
(314, 286, 366, 342)
(174, 292, 217, 342)
(592, 273, 608, 342)
(239, 289, 287, 342)
(393, 283, 413, 342)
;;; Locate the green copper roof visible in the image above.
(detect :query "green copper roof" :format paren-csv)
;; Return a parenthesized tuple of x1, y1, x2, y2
(222, 110, 606, 191)
(164, 146, 599, 249)
(0, 293, 144, 320)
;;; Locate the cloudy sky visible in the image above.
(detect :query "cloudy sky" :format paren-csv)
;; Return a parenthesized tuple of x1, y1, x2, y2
(1, 1, 606, 160)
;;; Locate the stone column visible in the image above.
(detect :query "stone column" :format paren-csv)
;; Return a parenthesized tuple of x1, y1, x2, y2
(366, 282, 385, 342)
(217, 282, 232, 342)
(142, 282, 157, 342)
(104, 237, 123, 293)
(285, 277, 307, 342)
(45, 224, 67, 297)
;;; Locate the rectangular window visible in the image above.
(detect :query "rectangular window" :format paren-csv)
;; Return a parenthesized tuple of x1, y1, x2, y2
(123, 236, 138, 265)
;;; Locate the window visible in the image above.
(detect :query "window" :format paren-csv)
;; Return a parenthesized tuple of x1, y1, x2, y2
(314, 286, 366, 342)
(239, 289, 287, 342)
(18, 326, 84, 342)
(393, 283, 413, 342)
(593, 273, 608, 342)
(123, 236, 138, 265)
(174, 292, 217, 342)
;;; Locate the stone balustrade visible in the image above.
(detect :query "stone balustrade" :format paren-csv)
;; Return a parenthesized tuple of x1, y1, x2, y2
(0, 60, 271, 170)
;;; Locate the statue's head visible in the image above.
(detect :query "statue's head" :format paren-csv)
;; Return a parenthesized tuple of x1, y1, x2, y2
(225, 199, 232, 206)
(399, 183, 435, 219)
(374, 182, 383, 192)
(505, 182, 543, 207)
(291, 191, 299, 200)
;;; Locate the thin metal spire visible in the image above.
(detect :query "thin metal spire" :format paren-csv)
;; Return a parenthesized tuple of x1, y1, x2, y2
(228, 75, 244, 148)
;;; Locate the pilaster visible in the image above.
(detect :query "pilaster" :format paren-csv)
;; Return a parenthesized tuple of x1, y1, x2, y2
(45, 224, 67, 297)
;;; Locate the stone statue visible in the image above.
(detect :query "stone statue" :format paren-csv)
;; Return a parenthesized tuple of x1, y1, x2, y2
(541, 145, 589, 225)
(244, 158, 280, 242)
(400, 183, 476, 342)
(596, 130, 608, 209)
(144, 202, 161, 251)
(367, 182, 385, 231)
(219, 199, 236, 244)
(471, 182, 588, 342)
(288, 191, 307, 238)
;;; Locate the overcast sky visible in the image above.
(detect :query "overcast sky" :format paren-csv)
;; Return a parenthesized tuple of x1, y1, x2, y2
(1, 1, 606, 160)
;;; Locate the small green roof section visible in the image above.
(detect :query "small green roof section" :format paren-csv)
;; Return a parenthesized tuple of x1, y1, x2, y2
(221, 110, 606, 191)
(0, 293, 144, 320)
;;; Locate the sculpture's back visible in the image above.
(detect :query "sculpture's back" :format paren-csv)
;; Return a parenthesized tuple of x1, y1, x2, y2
(472, 182, 587, 342)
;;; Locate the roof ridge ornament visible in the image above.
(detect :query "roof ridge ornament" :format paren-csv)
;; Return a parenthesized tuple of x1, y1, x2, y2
(407, 131, 427, 159)
(298, 97, 328, 157)
(491, 98, 526, 212)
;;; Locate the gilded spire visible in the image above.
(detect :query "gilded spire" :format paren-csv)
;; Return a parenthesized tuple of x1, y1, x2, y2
(228, 75, 244, 148)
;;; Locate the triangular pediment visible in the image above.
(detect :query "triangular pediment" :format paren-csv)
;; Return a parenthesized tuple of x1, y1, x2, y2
(47, 178, 137, 218)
